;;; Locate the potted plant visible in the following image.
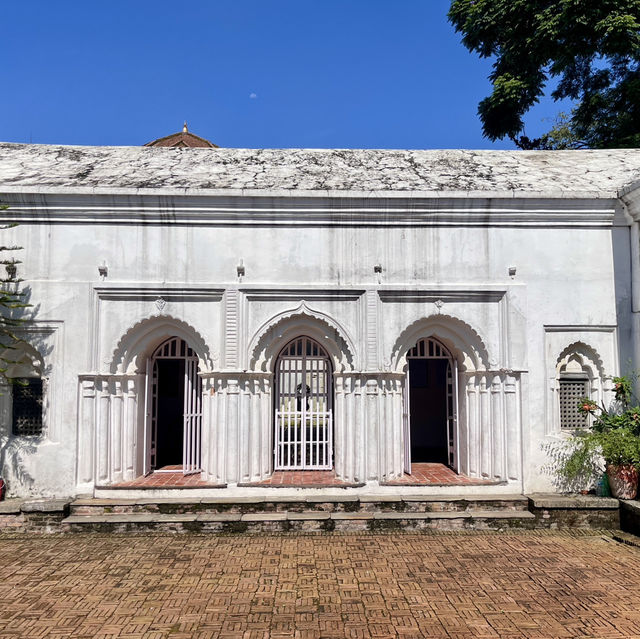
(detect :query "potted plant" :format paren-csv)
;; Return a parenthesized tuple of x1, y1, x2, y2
(550, 375, 640, 499)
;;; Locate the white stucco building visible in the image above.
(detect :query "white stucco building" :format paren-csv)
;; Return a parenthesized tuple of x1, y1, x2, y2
(2, 139, 640, 498)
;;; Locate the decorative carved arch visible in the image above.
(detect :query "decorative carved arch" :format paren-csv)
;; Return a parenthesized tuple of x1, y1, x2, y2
(556, 341, 605, 378)
(109, 315, 213, 374)
(391, 313, 490, 373)
(248, 301, 357, 372)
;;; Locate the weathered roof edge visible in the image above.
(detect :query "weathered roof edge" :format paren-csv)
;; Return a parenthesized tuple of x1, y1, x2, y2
(0, 183, 617, 201)
(1, 142, 640, 198)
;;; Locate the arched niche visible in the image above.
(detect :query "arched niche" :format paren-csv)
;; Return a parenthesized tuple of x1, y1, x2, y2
(109, 315, 213, 374)
(554, 341, 607, 431)
(248, 302, 357, 373)
(391, 314, 490, 373)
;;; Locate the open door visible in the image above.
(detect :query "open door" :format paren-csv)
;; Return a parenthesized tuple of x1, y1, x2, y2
(403, 375, 411, 474)
(446, 359, 460, 472)
(143, 357, 154, 476)
(182, 355, 202, 475)
(146, 337, 202, 476)
(405, 337, 458, 472)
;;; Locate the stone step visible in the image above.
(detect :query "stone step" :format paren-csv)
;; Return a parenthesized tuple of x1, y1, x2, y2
(69, 494, 530, 516)
(61, 509, 537, 533)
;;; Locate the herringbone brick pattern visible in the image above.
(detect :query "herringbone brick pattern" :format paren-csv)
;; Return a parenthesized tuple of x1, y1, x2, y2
(0, 531, 639, 638)
(385, 464, 497, 486)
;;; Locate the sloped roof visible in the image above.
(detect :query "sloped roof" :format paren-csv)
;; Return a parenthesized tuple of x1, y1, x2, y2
(1, 143, 640, 197)
(144, 124, 218, 148)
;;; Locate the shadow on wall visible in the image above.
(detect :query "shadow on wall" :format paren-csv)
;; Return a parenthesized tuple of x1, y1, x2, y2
(0, 285, 52, 495)
(540, 438, 604, 493)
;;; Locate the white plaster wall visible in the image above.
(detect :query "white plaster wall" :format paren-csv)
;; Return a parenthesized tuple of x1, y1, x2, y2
(0, 197, 625, 496)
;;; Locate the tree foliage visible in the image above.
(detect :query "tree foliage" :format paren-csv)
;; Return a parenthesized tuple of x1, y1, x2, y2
(0, 207, 29, 384)
(448, 0, 640, 148)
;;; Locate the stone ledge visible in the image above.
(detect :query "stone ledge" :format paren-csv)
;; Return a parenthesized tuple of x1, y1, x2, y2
(400, 493, 526, 503)
(287, 512, 331, 521)
(305, 495, 360, 503)
(72, 498, 138, 507)
(197, 513, 242, 522)
(237, 483, 365, 489)
(64, 514, 158, 524)
(374, 512, 450, 520)
(201, 496, 265, 504)
(527, 494, 619, 510)
(241, 513, 287, 522)
(472, 511, 536, 519)
(331, 512, 374, 520)
(0, 499, 24, 514)
(372, 511, 535, 520)
(21, 499, 71, 513)
(135, 497, 201, 506)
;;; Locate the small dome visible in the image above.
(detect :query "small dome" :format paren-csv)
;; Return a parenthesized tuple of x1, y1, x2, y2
(144, 123, 218, 148)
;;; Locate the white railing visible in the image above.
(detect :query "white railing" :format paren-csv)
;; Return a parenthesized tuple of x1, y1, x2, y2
(275, 410, 333, 469)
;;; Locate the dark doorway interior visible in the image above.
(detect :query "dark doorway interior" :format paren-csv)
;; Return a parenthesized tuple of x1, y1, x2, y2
(409, 358, 449, 464)
(155, 359, 185, 468)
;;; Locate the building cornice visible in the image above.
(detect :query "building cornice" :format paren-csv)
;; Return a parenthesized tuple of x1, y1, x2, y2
(0, 190, 618, 228)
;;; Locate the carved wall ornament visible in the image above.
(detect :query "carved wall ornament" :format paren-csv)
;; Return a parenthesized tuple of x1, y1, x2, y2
(434, 299, 444, 313)
(155, 297, 167, 312)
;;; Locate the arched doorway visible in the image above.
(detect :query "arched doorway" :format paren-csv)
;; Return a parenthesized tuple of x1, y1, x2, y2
(274, 336, 333, 470)
(145, 337, 202, 475)
(404, 337, 458, 474)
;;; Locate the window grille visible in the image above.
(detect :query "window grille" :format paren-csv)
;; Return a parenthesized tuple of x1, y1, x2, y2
(12, 378, 44, 436)
(559, 378, 588, 430)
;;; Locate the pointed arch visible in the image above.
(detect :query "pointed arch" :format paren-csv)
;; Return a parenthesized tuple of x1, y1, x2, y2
(248, 301, 357, 372)
(556, 341, 605, 378)
(391, 313, 490, 373)
(109, 315, 213, 374)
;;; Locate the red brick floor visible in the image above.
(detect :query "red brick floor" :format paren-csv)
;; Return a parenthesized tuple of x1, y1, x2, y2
(250, 464, 495, 487)
(385, 463, 499, 486)
(1, 531, 639, 638)
(248, 470, 354, 487)
(110, 463, 494, 489)
(109, 466, 219, 488)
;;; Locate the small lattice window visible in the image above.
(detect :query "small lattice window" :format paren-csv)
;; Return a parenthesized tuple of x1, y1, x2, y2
(559, 378, 588, 430)
(12, 378, 43, 436)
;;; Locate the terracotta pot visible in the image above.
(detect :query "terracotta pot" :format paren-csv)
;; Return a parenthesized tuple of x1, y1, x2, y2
(606, 464, 639, 499)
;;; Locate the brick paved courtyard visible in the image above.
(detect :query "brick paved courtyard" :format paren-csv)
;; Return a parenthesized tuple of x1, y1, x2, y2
(0, 531, 639, 638)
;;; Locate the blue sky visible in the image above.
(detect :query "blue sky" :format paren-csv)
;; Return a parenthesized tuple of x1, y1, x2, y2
(0, 1, 569, 149)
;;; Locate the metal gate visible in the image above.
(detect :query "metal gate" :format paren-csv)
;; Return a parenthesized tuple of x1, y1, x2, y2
(145, 337, 202, 475)
(404, 337, 458, 473)
(274, 336, 333, 470)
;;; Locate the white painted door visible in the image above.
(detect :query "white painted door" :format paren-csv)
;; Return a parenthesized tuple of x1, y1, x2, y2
(182, 356, 202, 475)
(274, 336, 333, 470)
(403, 374, 411, 474)
(143, 358, 154, 475)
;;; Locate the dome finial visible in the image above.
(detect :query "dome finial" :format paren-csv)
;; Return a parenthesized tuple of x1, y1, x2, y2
(183, 121, 188, 133)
